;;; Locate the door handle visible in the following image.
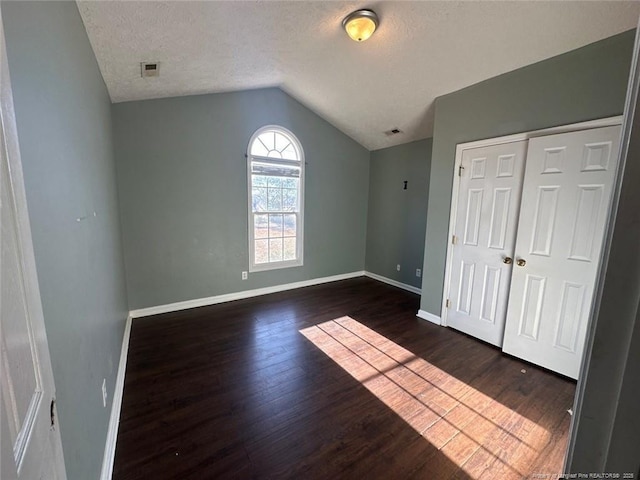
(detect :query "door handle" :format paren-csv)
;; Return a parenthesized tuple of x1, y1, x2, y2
(503, 257, 513, 264)
(516, 258, 527, 267)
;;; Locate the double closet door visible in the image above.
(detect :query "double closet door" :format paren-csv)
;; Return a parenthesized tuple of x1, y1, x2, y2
(446, 125, 621, 379)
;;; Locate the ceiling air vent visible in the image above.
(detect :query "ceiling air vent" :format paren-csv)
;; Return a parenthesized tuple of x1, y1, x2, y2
(384, 128, 403, 136)
(140, 62, 159, 78)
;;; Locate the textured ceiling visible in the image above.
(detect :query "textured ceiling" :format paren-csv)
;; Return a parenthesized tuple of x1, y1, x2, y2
(77, 1, 640, 151)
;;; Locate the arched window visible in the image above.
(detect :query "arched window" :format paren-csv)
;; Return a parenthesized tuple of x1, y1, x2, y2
(247, 126, 304, 271)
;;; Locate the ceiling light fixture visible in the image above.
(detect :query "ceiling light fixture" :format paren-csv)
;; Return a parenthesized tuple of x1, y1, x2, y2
(342, 9, 379, 42)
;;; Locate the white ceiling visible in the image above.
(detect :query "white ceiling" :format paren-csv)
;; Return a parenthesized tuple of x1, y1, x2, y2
(77, 1, 640, 151)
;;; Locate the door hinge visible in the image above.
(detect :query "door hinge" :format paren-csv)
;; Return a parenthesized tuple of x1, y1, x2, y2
(452, 235, 458, 245)
(458, 164, 465, 176)
(446, 299, 451, 308)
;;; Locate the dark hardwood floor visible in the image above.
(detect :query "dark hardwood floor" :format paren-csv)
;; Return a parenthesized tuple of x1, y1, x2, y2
(113, 277, 576, 479)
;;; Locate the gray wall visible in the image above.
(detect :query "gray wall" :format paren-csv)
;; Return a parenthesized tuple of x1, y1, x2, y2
(365, 139, 432, 288)
(112, 88, 370, 309)
(3, 2, 129, 480)
(421, 29, 636, 315)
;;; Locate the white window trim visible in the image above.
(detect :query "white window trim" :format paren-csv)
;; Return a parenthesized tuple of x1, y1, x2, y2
(247, 125, 305, 272)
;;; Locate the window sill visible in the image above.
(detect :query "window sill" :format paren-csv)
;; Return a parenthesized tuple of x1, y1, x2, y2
(249, 259, 303, 273)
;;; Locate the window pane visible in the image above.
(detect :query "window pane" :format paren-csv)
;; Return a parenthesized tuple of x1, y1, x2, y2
(267, 176, 282, 188)
(283, 214, 296, 237)
(255, 239, 269, 264)
(269, 238, 283, 262)
(252, 175, 268, 187)
(281, 144, 298, 160)
(252, 187, 267, 212)
(254, 214, 268, 239)
(275, 132, 290, 152)
(250, 140, 269, 157)
(258, 132, 275, 151)
(267, 188, 282, 211)
(282, 177, 298, 188)
(269, 214, 283, 238)
(282, 188, 297, 211)
(283, 238, 296, 261)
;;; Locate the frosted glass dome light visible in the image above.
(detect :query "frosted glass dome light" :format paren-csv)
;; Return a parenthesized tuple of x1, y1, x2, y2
(342, 9, 379, 42)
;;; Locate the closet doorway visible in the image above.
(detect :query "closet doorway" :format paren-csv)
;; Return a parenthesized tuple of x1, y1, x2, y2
(442, 118, 622, 379)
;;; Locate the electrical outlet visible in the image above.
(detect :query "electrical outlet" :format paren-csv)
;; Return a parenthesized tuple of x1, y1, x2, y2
(101, 379, 107, 408)
(241, 271, 248, 280)
(416, 268, 421, 277)
(396, 264, 401, 271)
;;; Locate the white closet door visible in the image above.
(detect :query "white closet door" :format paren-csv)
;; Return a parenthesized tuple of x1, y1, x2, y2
(447, 141, 527, 346)
(502, 125, 621, 379)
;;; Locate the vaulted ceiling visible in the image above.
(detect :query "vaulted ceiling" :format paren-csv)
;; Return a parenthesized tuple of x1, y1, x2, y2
(77, 1, 640, 150)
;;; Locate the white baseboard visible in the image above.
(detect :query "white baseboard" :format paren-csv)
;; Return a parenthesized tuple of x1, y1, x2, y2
(417, 309, 442, 326)
(129, 271, 366, 318)
(364, 271, 421, 295)
(100, 315, 132, 480)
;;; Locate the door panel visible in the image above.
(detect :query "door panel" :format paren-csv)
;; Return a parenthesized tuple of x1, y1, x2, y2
(463, 189, 483, 245)
(479, 265, 501, 323)
(554, 281, 585, 351)
(488, 188, 512, 249)
(529, 185, 559, 255)
(518, 274, 545, 340)
(503, 126, 621, 379)
(447, 141, 527, 346)
(0, 5, 66, 478)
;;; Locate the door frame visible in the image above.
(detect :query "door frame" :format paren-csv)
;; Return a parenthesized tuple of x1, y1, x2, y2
(441, 115, 623, 327)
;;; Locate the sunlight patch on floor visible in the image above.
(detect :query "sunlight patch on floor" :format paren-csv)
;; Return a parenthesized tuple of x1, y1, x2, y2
(299, 316, 551, 479)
